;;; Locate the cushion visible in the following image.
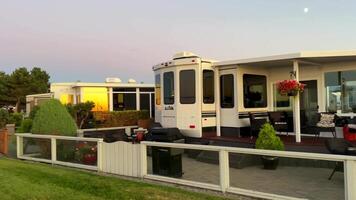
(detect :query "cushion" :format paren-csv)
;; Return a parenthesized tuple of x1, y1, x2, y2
(317, 113, 335, 128)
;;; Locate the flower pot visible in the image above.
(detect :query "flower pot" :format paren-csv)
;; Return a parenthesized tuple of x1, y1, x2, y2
(287, 90, 298, 96)
(261, 156, 279, 170)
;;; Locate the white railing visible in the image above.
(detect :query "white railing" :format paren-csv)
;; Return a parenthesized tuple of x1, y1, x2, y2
(140, 141, 356, 200)
(16, 133, 103, 171)
(15, 135, 356, 200)
(77, 126, 138, 137)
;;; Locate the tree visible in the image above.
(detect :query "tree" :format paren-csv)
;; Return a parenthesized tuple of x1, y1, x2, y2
(66, 101, 95, 129)
(6, 67, 50, 112)
(0, 71, 10, 104)
(32, 99, 77, 136)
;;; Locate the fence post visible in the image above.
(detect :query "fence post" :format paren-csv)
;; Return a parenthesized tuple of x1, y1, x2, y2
(219, 150, 230, 193)
(51, 137, 57, 163)
(140, 143, 147, 178)
(16, 135, 23, 158)
(344, 160, 356, 200)
(97, 139, 103, 172)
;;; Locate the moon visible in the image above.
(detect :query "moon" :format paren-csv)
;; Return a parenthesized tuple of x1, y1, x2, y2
(304, 7, 309, 13)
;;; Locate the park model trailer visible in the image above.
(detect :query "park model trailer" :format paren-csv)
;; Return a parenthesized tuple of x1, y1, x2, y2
(153, 51, 356, 141)
(153, 52, 216, 138)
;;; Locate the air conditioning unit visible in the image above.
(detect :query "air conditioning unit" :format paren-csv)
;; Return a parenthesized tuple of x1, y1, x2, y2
(128, 79, 137, 83)
(173, 52, 199, 60)
(105, 77, 122, 83)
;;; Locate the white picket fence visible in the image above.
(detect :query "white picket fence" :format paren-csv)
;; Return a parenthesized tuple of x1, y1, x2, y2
(101, 141, 142, 177)
(16, 134, 356, 200)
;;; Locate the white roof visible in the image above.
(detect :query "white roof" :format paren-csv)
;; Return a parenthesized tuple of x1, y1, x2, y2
(215, 50, 356, 67)
(51, 82, 154, 88)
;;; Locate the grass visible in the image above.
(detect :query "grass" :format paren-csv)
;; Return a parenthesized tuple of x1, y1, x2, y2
(0, 158, 228, 200)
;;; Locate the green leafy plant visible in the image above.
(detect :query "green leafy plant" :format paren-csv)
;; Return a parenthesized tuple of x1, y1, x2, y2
(66, 101, 95, 129)
(9, 112, 24, 127)
(29, 106, 40, 120)
(32, 99, 77, 136)
(0, 109, 10, 129)
(255, 123, 284, 151)
(18, 118, 33, 133)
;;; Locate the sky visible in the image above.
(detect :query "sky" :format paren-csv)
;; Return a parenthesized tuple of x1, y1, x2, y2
(1, 0, 356, 84)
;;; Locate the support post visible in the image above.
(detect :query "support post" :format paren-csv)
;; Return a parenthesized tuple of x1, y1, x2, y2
(136, 88, 140, 111)
(51, 137, 57, 163)
(140, 143, 147, 178)
(344, 160, 356, 200)
(97, 139, 103, 172)
(293, 60, 301, 143)
(109, 87, 113, 111)
(16, 135, 23, 158)
(215, 68, 221, 136)
(219, 150, 229, 193)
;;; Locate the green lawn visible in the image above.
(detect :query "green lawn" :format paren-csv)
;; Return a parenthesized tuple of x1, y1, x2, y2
(0, 158, 228, 200)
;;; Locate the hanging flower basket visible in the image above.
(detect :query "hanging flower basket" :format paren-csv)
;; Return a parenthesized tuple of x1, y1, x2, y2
(277, 80, 305, 96)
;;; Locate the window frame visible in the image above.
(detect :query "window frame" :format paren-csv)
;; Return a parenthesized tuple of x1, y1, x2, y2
(179, 69, 196, 104)
(203, 70, 215, 104)
(243, 74, 267, 109)
(163, 71, 175, 105)
(220, 74, 235, 108)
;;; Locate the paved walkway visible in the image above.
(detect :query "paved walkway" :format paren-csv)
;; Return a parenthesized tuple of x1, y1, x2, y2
(148, 154, 344, 200)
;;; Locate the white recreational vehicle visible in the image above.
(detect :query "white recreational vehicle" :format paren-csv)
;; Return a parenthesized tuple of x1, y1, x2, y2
(153, 51, 356, 142)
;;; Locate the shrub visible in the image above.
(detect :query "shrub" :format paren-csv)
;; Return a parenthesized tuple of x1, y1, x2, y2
(18, 118, 33, 133)
(66, 101, 95, 129)
(255, 123, 284, 151)
(94, 110, 143, 128)
(32, 99, 77, 136)
(0, 109, 10, 129)
(29, 106, 40, 120)
(138, 110, 150, 120)
(9, 112, 24, 127)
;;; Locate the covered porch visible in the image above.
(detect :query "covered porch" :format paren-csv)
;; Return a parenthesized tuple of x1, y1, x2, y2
(214, 51, 356, 143)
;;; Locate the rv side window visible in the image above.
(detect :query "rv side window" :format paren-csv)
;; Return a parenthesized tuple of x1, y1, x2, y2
(220, 74, 234, 108)
(155, 74, 161, 105)
(243, 74, 267, 108)
(203, 70, 214, 104)
(180, 70, 196, 104)
(164, 72, 174, 105)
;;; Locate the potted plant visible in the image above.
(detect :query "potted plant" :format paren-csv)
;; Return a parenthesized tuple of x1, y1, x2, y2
(255, 123, 285, 170)
(277, 80, 305, 96)
(137, 110, 151, 129)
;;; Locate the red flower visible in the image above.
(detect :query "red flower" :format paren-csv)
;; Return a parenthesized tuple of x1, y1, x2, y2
(277, 80, 305, 95)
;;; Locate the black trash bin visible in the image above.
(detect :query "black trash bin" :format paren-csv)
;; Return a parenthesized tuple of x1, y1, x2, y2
(148, 128, 185, 178)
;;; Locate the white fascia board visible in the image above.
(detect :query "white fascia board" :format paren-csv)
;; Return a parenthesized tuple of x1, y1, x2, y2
(214, 53, 301, 67)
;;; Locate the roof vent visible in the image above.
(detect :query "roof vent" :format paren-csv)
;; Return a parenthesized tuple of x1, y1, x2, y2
(128, 79, 136, 83)
(173, 52, 199, 60)
(105, 77, 122, 83)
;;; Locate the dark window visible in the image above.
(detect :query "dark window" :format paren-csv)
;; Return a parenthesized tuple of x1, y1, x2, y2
(113, 88, 136, 92)
(140, 93, 150, 111)
(113, 93, 136, 111)
(220, 74, 234, 108)
(140, 88, 154, 92)
(164, 72, 174, 105)
(180, 70, 196, 104)
(151, 93, 155, 117)
(243, 74, 267, 108)
(203, 70, 214, 104)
